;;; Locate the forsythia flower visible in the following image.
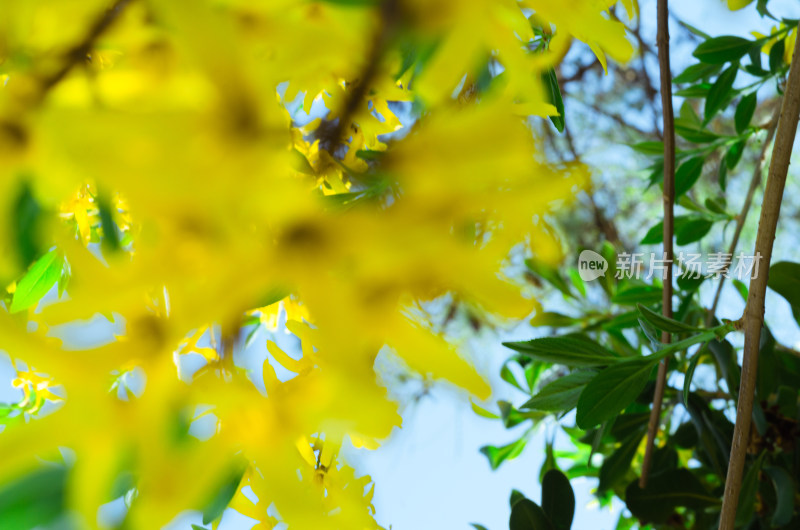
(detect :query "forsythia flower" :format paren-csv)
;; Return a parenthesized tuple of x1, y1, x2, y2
(0, 0, 627, 528)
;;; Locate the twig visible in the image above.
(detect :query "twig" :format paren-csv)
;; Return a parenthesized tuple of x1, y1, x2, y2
(315, 0, 398, 154)
(39, 0, 134, 94)
(706, 102, 781, 326)
(718, 35, 800, 530)
(640, 0, 675, 489)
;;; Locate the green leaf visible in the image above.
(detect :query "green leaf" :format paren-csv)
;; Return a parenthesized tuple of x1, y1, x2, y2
(9, 249, 62, 313)
(764, 466, 795, 527)
(675, 84, 711, 98)
(767, 262, 800, 326)
(470, 400, 500, 419)
(521, 370, 597, 412)
(637, 304, 701, 334)
(734, 92, 757, 134)
(598, 432, 644, 492)
(704, 196, 727, 215)
(510, 489, 526, 507)
(674, 124, 719, 143)
(735, 452, 765, 526)
(631, 141, 664, 155)
(576, 358, 655, 429)
(676, 218, 714, 246)
(530, 311, 579, 328)
(674, 62, 722, 84)
(769, 38, 786, 73)
(693, 36, 754, 64)
(12, 180, 42, 269)
(541, 470, 574, 530)
(542, 68, 565, 133)
(0, 466, 67, 530)
(624, 468, 719, 524)
(471, 525, 490, 530)
(719, 160, 728, 191)
(202, 463, 246, 525)
(726, 138, 747, 170)
(510, 498, 554, 530)
(481, 436, 528, 470)
(674, 156, 705, 197)
(731, 278, 749, 301)
(611, 285, 663, 305)
(97, 194, 121, 252)
(503, 335, 619, 367)
(682, 347, 706, 406)
(704, 64, 738, 122)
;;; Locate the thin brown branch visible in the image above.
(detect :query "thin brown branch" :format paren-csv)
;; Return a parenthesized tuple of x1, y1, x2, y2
(706, 102, 781, 326)
(640, 0, 675, 489)
(39, 0, 134, 94)
(718, 36, 800, 530)
(316, 0, 399, 154)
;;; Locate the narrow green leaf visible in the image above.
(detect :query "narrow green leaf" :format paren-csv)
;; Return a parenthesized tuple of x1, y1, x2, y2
(97, 194, 121, 252)
(521, 370, 597, 412)
(734, 93, 757, 134)
(12, 180, 42, 269)
(503, 335, 619, 367)
(530, 311, 579, 328)
(674, 124, 719, 143)
(481, 437, 528, 470)
(764, 466, 795, 527)
(705, 64, 738, 122)
(542, 68, 565, 133)
(726, 138, 747, 170)
(541, 470, 574, 530)
(674, 156, 705, 197)
(731, 279, 748, 301)
(630, 141, 664, 155)
(625, 468, 719, 524)
(9, 249, 62, 313)
(611, 285, 663, 305)
(769, 38, 786, 73)
(576, 359, 655, 429)
(719, 160, 728, 191)
(767, 262, 800, 326)
(637, 304, 702, 334)
(693, 36, 754, 64)
(599, 432, 644, 492)
(0, 466, 66, 530)
(510, 489, 526, 507)
(510, 498, 554, 530)
(202, 463, 246, 525)
(676, 218, 714, 246)
(674, 63, 722, 84)
(735, 452, 765, 526)
(470, 400, 500, 420)
(682, 347, 706, 406)
(675, 84, 711, 98)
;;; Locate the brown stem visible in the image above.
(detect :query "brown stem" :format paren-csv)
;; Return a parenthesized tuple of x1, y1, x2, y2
(718, 36, 800, 530)
(640, 0, 675, 489)
(315, 0, 398, 154)
(706, 102, 781, 326)
(39, 0, 134, 94)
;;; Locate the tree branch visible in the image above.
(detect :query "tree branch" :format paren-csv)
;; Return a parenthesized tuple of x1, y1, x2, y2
(39, 0, 134, 95)
(718, 36, 800, 530)
(640, 0, 675, 489)
(706, 102, 781, 326)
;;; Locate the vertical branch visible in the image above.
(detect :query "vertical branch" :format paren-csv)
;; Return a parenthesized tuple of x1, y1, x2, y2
(718, 36, 800, 530)
(640, 0, 674, 489)
(706, 104, 780, 325)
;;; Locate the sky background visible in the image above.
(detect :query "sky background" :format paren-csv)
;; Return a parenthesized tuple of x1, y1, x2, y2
(3, 1, 800, 529)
